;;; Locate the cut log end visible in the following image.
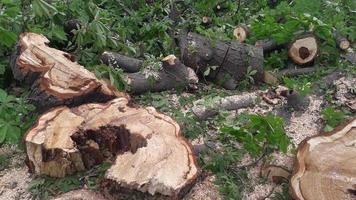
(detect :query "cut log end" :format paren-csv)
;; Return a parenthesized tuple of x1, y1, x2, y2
(202, 16, 211, 25)
(25, 98, 199, 198)
(233, 26, 249, 43)
(290, 118, 356, 200)
(338, 39, 350, 50)
(288, 35, 318, 65)
(162, 54, 177, 66)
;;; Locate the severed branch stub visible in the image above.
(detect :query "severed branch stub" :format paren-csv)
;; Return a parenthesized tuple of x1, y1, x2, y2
(233, 25, 249, 43)
(25, 98, 200, 199)
(290, 118, 356, 200)
(10, 33, 127, 112)
(192, 93, 259, 120)
(288, 34, 318, 65)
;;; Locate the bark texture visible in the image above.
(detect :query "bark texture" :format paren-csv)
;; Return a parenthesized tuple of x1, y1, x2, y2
(25, 98, 199, 198)
(179, 31, 264, 90)
(192, 93, 259, 120)
(290, 118, 356, 200)
(101, 51, 143, 73)
(255, 39, 286, 54)
(11, 33, 127, 112)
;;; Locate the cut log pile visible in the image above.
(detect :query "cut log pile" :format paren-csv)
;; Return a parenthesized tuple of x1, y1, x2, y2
(12, 33, 199, 199)
(290, 118, 356, 200)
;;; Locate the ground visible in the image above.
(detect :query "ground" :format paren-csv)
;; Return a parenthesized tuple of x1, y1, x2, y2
(0, 72, 354, 200)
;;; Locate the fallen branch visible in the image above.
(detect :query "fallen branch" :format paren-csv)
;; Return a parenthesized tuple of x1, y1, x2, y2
(101, 51, 143, 73)
(278, 67, 316, 77)
(192, 93, 259, 120)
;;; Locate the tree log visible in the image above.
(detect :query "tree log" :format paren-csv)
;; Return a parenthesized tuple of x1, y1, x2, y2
(191, 93, 259, 120)
(288, 34, 318, 65)
(290, 118, 356, 200)
(333, 28, 350, 50)
(10, 33, 127, 112)
(179, 31, 264, 90)
(100, 53, 199, 94)
(255, 39, 286, 54)
(101, 51, 143, 73)
(25, 98, 199, 198)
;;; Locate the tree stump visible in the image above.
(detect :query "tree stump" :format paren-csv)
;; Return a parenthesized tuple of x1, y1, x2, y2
(11, 33, 127, 112)
(290, 118, 356, 200)
(25, 98, 199, 198)
(179, 31, 264, 90)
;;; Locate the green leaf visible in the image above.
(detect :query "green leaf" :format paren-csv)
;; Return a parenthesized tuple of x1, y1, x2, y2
(0, 28, 17, 47)
(204, 67, 211, 76)
(32, 0, 58, 18)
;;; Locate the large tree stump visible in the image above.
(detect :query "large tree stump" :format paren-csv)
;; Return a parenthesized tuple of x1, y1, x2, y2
(11, 33, 127, 112)
(179, 31, 264, 90)
(290, 118, 356, 200)
(25, 98, 199, 198)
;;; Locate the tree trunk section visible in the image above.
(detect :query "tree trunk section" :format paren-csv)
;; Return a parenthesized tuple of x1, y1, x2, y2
(179, 31, 264, 90)
(101, 51, 143, 73)
(290, 118, 356, 200)
(25, 98, 200, 198)
(288, 34, 318, 65)
(11, 33, 127, 112)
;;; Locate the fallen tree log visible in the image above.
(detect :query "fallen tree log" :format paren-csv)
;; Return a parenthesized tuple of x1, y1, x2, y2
(101, 53, 199, 94)
(10, 33, 127, 112)
(288, 34, 318, 65)
(332, 28, 350, 50)
(290, 118, 356, 200)
(255, 39, 286, 54)
(25, 98, 199, 198)
(179, 31, 264, 90)
(192, 92, 259, 120)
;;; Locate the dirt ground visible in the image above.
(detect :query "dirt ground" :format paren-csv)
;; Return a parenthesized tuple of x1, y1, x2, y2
(0, 75, 354, 200)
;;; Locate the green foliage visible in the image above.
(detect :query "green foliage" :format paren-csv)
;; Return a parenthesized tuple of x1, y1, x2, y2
(93, 64, 127, 91)
(29, 162, 110, 199)
(0, 89, 35, 144)
(221, 114, 290, 157)
(264, 50, 288, 69)
(321, 107, 345, 132)
(283, 77, 312, 96)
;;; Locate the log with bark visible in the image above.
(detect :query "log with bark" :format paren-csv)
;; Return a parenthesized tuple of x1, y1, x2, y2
(101, 52, 199, 94)
(10, 32, 127, 112)
(25, 97, 200, 198)
(255, 39, 286, 54)
(192, 92, 259, 120)
(179, 31, 264, 90)
(290, 118, 356, 200)
(333, 28, 350, 50)
(288, 34, 318, 65)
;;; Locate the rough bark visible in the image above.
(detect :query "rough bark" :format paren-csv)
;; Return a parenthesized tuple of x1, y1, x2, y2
(332, 28, 350, 50)
(278, 67, 316, 77)
(192, 93, 259, 120)
(101, 51, 143, 73)
(11, 33, 127, 112)
(290, 118, 356, 200)
(101, 53, 198, 94)
(288, 34, 318, 65)
(233, 25, 249, 43)
(255, 39, 286, 54)
(25, 98, 200, 198)
(179, 31, 264, 90)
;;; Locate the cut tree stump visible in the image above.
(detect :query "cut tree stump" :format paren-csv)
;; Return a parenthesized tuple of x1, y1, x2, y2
(101, 53, 199, 94)
(11, 33, 127, 112)
(290, 118, 356, 200)
(179, 31, 264, 90)
(25, 98, 199, 198)
(288, 34, 318, 65)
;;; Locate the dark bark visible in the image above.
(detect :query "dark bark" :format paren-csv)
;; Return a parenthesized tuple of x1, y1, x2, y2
(333, 28, 350, 50)
(255, 39, 286, 54)
(179, 31, 264, 90)
(278, 67, 316, 77)
(101, 51, 143, 73)
(127, 56, 198, 94)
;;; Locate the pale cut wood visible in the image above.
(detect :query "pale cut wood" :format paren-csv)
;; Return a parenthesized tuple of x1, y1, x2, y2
(233, 25, 249, 43)
(290, 118, 356, 200)
(11, 32, 127, 111)
(288, 35, 318, 65)
(25, 98, 199, 198)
